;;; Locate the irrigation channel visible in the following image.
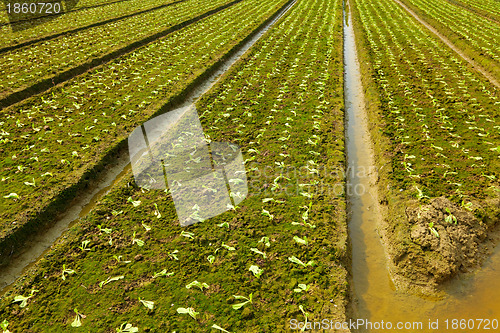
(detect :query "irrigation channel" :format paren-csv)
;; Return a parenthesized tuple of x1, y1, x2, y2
(344, 1, 500, 332)
(0, 0, 297, 294)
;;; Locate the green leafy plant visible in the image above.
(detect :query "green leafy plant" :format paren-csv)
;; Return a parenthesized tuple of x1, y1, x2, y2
(298, 305, 309, 332)
(207, 255, 215, 264)
(250, 248, 266, 259)
(186, 280, 209, 291)
(61, 264, 76, 280)
(116, 322, 138, 332)
(248, 265, 263, 278)
(127, 197, 141, 207)
(211, 324, 232, 333)
(293, 236, 308, 245)
(152, 269, 174, 279)
(99, 275, 124, 288)
(12, 289, 38, 308)
(78, 240, 91, 251)
(168, 250, 179, 260)
(288, 256, 315, 268)
(1, 319, 11, 333)
(428, 222, 439, 238)
(293, 284, 311, 293)
(176, 307, 199, 320)
(132, 232, 144, 246)
(139, 298, 154, 310)
(445, 208, 457, 224)
(232, 293, 253, 310)
(70, 308, 85, 327)
(258, 237, 270, 247)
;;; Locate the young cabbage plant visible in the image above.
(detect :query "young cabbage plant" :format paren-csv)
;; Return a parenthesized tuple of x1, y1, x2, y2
(97, 225, 112, 234)
(298, 305, 309, 332)
(61, 264, 76, 280)
(180, 231, 194, 240)
(70, 308, 85, 327)
(294, 284, 311, 293)
(139, 298, 154, 311)
(132, 232, 145, 246)
(12, 289, 38, 308)
(99, 275, 124, 288)
(444, 208, 458, 224)
(258, 237, 270, 247)
(3, 193, 19, 199)
(222, 242, 236, 251)
(428, 222, 439, 238)
(288, 256, 315, 268)
(186, 281, 209, 291)
(232, 293, 253, 310)
(152, 269, 174, 279)
(217, 222, 230, 228)
(78, 240, 91, 251)
(176, 307, 199, 320)
(116, 322, 138, 333)
(293, 236, 308, 245)
(250, 248, 266, 259)
(113, 255, 131, 264)
(127, 197, 141, 207)
(249, 265, 263, 278)
(1, 319, 11, 333)
(261, 209, 274, 221)
(141, 222, 151, 231)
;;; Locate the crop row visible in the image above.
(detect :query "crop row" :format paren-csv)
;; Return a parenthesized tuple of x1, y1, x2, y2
(0, 0, 289, 256)
(0, 0, 180, 47)
(0, 0, 231, 98)
(400, 0, 500, 80)
(449, 0, 500, 22)
(353, 0, 499, 286)
(0, 0, 346, 329)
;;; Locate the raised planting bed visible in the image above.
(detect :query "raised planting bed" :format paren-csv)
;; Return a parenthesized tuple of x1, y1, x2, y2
(352, 0, 500, 293)
(0, 0, 291, 265)
(400, 0, 500, 82)
(0, 0, 233, 100)
(0, 0, 348, 330)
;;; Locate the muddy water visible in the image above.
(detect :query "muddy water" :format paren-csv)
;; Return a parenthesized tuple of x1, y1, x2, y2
(0, 0, 297, 295)
(344, 2, 500, 332)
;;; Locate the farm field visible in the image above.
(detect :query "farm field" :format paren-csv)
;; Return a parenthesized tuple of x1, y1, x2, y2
(0, 0, 289, 261)
(0, 0, 234, 99)
(0, 0, 181, 43)
(351, 0, 500, 291)
(0, 0, 348, 331)
(0, 0, 499, 331)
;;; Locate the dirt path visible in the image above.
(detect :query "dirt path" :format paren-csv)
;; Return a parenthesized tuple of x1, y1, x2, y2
(394, 0, 500, 89)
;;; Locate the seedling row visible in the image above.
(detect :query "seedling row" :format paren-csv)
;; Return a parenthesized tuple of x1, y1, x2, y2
(0, 0, 232, 97)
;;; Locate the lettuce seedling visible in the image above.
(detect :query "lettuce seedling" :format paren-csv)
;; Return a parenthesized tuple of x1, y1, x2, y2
(186, 281, 209, 291)
(99, 275, 124, 288)
(249, 265, 263, 278)
(258, 237, 270, 247)
(152, 269, 174, 279)
(78, 240, 91, 251)
(298, 305, 309, 332)
(261, 209, 274, 220)
(12, 289, 38, 308)
(168, 250, 179, 260)
(180, 231, 194, 240)
(221, 243, 236, 251)
(288, 256, 315, 268)
(61, 264, 76, 280)
(293, 236, 308, 245)
(207, 255, 215, 264)
(428, 222, 439, 238)
(97, 225, 112, 234)
(127, 197, 141, 207)
(139, 298, 154, 310)
(116, 323, 138, 332)
(3, 193, 18, 199)
(70, 308, 85, 327)
(250, 248, 266, 259)
(232, 294, 253, 310)
(113, 255, 131, 264)
(294, 284, 310, 293)
(132, 232, 144, 247)
(1, 319, 11, 333)
(176, 307, 199, 320)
